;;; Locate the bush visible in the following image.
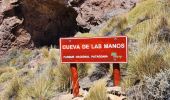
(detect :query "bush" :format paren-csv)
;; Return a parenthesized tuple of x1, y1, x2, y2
(0, 71, 16, 83)
(19, 76, 54, 100)
(1, 77, 23, 100)
(127, 69, 170, 100)
(85, 79, 108, 100)
(52, 64, 72, 92)
(85, 79, 107, 100)
(126, 44, 169, 87)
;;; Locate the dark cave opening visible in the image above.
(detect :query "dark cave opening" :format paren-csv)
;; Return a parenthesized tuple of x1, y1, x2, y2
(19, 1, 89, 48)
(34, 7, 79, 47)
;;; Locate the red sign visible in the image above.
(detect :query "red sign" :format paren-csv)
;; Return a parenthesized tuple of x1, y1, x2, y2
(60, 36, 127, 63)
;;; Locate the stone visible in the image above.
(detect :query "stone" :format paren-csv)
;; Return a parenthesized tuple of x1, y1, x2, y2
(0, 0, 139, 55)
(89, 64, 110, 82)
(158, 27, 170, 42)
(108, 94, 126, 100)
(107, 86, 122, 93)
(79, 76, 93, 89)
(72, 0, 139, 29)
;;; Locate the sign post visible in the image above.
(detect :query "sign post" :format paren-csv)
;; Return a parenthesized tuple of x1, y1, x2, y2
(60, 36, 127, 97)
(70, 63, 79, 97)
(113, 63, 120, 86)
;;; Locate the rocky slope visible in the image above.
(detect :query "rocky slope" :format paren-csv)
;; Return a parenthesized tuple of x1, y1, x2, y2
(1, 0, 170, 99)
(0, 0, 138, 55)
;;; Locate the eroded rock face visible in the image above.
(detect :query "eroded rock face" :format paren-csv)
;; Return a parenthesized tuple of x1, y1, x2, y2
(70, 0, 139, 29)
(0, 0, 33, 55)
(0, 0, 139, 55)
(0, 0, 78, 55)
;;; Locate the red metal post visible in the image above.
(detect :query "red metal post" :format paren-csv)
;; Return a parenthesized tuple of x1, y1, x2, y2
(70, 63, 79, 97)
(113, 63, 121, 86)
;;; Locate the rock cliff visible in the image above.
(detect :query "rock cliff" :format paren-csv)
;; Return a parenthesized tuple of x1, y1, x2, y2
(0, 0, 138, 55)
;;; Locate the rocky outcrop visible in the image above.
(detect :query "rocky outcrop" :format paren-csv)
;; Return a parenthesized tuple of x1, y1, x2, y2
(0, 0, 78, 54)
(0, 0, 139, 55)
(70, 0, 139, 30)
(21, 0, 78, 47)
(0, 0, 33, 55)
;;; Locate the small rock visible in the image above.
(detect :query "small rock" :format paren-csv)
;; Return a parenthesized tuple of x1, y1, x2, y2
(107, 86, 122, 96)
(79, 76, 93, 89)
(108, 94, 126, 100)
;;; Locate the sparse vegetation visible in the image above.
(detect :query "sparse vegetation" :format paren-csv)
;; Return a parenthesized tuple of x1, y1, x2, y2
(99, 16, 128, 36)
(0, 47, 94, 99)
(127, 0, 167, 25)
(119, 1, 170, 99)
(19, 75, 54, 99)
(0, 0, 170, 99)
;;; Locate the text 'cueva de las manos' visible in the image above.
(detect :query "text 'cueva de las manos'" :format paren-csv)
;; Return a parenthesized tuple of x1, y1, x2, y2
(62, 43, 125, 50)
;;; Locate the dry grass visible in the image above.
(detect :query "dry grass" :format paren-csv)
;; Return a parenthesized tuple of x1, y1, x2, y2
(127, 0, 166, 25)
(0, 47, 92, 99)
(0, 71, 16, 83)
(51, 64, 72, 91)
(127, 14, 170, 44)
(85, 79, 107, 100)
(0, 67, 16, 75)
(164, 45, 170, 66)
(18, 76, 53, 100)
(125, 44, 169, 87)
(97, 0, 169, 38)
(48, 48, 60, 66)
(41, 47, 49, 58)
(1, 77, 23, 100)
(13, 63, 55, 100)
(99, 16, 127, 36)
(124, 0, 170, 89)
(0, 1, 170, 99)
